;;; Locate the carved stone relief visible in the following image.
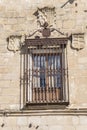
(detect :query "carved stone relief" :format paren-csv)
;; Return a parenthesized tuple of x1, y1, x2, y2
(71, 33, 85, 50)
(7, 35, 25, 52)
(25, 7, 66, 39)
(33, 7, 56, 29)
(7, 6, 67, 52)
(7, 7, 86, 52)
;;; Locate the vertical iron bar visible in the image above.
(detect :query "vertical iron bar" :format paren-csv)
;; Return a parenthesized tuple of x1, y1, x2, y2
(23, 49, 26, 104)
(62, 43, 65, 101)
(26, 44, 28, 102)
(32, 48, 35, 102)
(66, 45, 69, 102)
(58, 47, 61, 101)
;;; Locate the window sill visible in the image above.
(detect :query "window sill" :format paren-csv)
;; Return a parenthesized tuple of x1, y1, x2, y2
(23, 102, 69, 110)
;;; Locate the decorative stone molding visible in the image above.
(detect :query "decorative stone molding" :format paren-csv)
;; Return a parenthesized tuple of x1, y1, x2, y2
(0, 109, 87, 116)
(32, 7, 67, 38)
(7, 35, 25, 52)
(7, 29, 66, 53)
(71, 33, 85, 50)
(7, 7, 67, 52)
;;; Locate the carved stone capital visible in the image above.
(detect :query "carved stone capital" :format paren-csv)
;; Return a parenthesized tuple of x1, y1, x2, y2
(7, 35, 25, 52)
(71, 33, 85, 50)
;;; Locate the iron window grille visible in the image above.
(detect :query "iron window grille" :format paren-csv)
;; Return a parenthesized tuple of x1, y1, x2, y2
(20, 38, 69, 109)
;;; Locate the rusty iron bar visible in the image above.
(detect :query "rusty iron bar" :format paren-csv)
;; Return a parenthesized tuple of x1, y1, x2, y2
(21, 38, 68, 104)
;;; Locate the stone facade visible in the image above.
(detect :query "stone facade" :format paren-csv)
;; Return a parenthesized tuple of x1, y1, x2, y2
(0, 114, 87, 130)
(0, 0, 87, 129)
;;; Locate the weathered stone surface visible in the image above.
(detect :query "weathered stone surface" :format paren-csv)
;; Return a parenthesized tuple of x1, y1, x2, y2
(76, 125, 87, 130)
(48, 125, 62, 130)
(17, 117, 28, 126)
(0, 0, 87, 129)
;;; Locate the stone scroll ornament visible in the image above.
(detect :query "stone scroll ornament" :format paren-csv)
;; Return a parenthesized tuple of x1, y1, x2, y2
(71, 33, 85, 50)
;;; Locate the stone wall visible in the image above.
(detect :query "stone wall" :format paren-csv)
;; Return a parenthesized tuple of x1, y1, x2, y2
(0, 113, 87, 130)
(0, 0, 87, 129)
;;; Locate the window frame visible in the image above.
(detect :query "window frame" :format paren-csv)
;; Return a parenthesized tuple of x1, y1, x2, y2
(20, 38, 69, 109)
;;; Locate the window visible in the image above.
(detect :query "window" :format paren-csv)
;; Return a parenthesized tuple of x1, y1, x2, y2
(21, 38, 69, 109)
